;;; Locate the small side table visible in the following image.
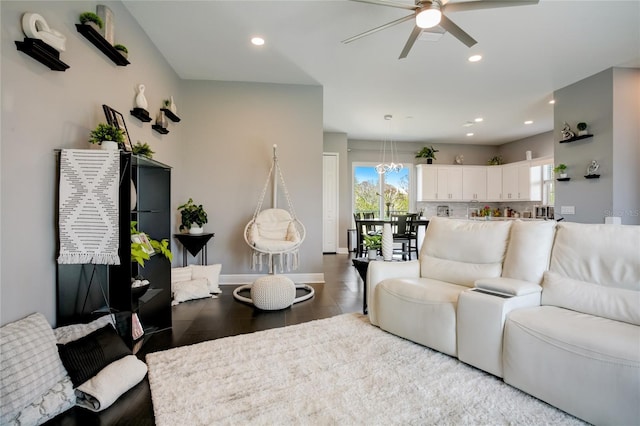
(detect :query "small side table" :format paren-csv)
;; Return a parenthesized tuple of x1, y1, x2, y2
(351, 257, 379, 314)
(174, 233, 214, 266)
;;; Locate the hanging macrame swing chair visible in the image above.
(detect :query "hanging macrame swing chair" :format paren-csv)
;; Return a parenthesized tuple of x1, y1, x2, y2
(233, 145, 314, 310)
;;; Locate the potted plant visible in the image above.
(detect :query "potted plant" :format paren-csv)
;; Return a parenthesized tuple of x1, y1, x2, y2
(577, 122, 588, 136)
(415, 146, 439, 164)
(553, 163, 568, 178)
(363, 234, 382, 259)
(487, 155, 503, 166)
(132, 141, 154, 158)
(114, 44, 128, 58)
(79, 12, 103, 31)
(178, 198, 208, 234)
(89, 123, 124, 150)
(130, 221, 172, 267)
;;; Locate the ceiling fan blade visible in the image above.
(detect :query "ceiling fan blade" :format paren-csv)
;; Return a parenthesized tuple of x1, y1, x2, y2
(439, 15, 477, 47)
(342, 14, 415, 44)
(399, 25, 423, 59)
(444, 0, 539, 13)
(348, 0, 418, 12)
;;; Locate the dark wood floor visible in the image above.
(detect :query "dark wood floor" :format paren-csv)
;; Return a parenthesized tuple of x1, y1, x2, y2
(46, 253, 363, 425)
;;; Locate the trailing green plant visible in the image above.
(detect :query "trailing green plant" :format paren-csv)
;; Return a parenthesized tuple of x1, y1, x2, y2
(415, 145, 439, 160)
(178, 198, 208, 231)
(89, 123, 124, 145)
(130, 221, 172, 267)
(553, 163, 567, 174)
(79, 12, 103, 29)
(363, 234, 382, 250)
(487, 155, 503, 165)
(114, 44, 128, 54)
(132, 141, 154, 158)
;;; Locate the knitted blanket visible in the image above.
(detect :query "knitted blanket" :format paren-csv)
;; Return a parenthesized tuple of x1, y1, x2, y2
(58, 149, 120, 265)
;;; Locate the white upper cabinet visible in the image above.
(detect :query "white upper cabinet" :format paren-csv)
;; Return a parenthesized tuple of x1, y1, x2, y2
(502, 161, 531, 201)
(462, 166, 487, 201)
(416, 165, 438, 201)
(437, 166, 463, 200)
(486, 166, 503, 201)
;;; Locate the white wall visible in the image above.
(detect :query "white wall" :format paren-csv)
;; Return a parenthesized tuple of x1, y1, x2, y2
(180, 80, 324, 275)
(498, 131, 554, 163)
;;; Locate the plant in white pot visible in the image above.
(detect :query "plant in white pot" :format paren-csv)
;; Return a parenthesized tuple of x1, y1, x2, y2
(553, 163, 568, 179)
(363, 234, 382, 260)
(178, 198, 208, 234)
(577, 122, 588, 136)
(89, 123, 124, 150)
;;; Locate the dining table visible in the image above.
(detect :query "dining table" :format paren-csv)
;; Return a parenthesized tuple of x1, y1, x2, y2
(353, 218, 430, 259)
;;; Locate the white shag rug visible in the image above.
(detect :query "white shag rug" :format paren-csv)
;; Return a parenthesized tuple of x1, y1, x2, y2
(146, 313, 585, 425)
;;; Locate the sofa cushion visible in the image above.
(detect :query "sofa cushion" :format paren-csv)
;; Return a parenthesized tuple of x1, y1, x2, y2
(502, 220, 556, 284)
(57, 324, 132, 387)
(550, 222, 640, 291)
(0, 313, 74, 425)
(420, 218, 512, 287)
(541, 270, 640, 326)
(54, 314, 115, 345)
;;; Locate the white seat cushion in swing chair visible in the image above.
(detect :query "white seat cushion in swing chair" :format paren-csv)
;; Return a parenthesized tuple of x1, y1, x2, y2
(248, 209, 301, 252)
(251, 275, 296, 310)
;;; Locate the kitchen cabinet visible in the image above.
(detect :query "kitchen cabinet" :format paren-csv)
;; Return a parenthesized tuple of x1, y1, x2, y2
(462, 166, 487, 201)
(437, 167, 463, 200)
(502, 161, 531, 201)
(416, 165, 438, 201)
(486, 166, 502, 201)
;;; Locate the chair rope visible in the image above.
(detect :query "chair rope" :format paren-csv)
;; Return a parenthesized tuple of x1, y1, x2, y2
(252, 148, 298, 221)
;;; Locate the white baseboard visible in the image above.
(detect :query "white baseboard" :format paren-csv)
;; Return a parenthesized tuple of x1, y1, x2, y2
(336, 247, 351, 254)
(220, 273, 325, 285)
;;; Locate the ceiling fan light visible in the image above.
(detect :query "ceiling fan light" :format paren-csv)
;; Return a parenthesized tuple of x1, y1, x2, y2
(416, 7, 441, 29)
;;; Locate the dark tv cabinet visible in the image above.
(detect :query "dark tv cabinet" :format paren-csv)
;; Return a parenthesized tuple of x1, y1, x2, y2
(56, 152, 171, 350)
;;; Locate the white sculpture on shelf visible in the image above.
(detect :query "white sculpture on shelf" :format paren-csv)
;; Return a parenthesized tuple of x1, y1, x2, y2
(587, 160, 600, 176)
(22, 12, 66, 52)
(561, 122, 575, 141)
(135, 84, 148, 110)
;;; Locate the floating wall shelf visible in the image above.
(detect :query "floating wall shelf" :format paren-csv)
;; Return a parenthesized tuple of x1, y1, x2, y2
(15, 38, 69, 71)
(131, 108, 152, 122)
(76, 24, 129, 66)
(557, 177, 571, 182)
(584, 174, 600, 179)
(161, 108, 181, 122)
(559, 134, 593, 144)
(152, 125, 169, 135)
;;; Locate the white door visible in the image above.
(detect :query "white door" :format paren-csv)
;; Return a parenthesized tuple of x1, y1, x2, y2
(323, 153, 339, 253)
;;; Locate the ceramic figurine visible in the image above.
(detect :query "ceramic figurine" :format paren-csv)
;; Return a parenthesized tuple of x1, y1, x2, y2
(22, 13, 66, 52)
(587, 160, 599, 176)
(561, 122, 575, 140)
(135, 84, 148, 110)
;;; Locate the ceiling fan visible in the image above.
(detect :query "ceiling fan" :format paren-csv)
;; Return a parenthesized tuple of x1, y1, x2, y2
(342, 0, 539, 59)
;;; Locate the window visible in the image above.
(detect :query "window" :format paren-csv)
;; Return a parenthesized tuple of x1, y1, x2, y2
(353, 164, 411, 218)
(542, 163, 555, 206)
(531, 157, 554, 206)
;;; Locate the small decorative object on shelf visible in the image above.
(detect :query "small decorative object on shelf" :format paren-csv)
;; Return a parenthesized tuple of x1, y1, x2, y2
(89, 123, 124, 150)
(76, 14, 129, 66)
(577, 122, 588, 136)
(178, 198, 208, 235)
(130, 221, 172, 267)
(114, 44, 128, 59)
(131, 84, 151, 122)
(561, 122, 575, 141)
(161, 97, 181, 122)
(553, 163, 568, 179)
(16, 13, 69, 71)
(585, 160, 600, 179)
(152, 110, 169, 134)
(363, 234, 381, 260)
(96, 5, 114, 44)
(79, 11, 103, 31)
(416, 145, 438, 164)
(487, 155, 503, 166)
(132, 141, 154, 159)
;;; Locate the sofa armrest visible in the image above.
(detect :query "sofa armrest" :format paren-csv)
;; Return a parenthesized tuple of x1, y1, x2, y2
(367, 260, 420, 324)
(474, 277, 542, 297)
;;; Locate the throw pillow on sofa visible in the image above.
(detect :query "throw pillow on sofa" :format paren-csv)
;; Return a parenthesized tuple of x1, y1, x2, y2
(0, 313, 75, 426)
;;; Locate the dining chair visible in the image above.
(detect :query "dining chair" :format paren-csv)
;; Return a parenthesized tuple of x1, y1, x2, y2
(390, 213, 419, 260)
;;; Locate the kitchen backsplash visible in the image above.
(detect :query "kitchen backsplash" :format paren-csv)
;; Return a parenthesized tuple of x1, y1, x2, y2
(417, 201, 545, 219)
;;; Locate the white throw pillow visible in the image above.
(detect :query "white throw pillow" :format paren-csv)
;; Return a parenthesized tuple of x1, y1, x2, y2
(541, 270, 640, 326)
(171, 267, 193, 293)
(286, 221, 300, 242)
(172, 278, 213, 305)
(190, 264, 222, 294)
(54, 314, 115, 344)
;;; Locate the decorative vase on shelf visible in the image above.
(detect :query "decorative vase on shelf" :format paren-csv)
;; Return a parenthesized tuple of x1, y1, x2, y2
(189, 224, 204, 235)
(382, 223, 393, 261)
(169, 96, 177, 115)
(100, 140, 118, 150)
(156, 111, 168, 128)
(135, 84, 148, 110)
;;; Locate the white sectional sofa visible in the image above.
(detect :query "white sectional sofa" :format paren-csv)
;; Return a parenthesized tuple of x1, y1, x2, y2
(367, 217, 640, 425)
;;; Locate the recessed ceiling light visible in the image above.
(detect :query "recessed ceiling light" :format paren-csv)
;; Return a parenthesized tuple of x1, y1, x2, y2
(462, 121, 474, 127)
(251, 37, 265, 46)
(468, 54, 482, 62)
(474, 117, 483, 123)
(549, 99, 556, 104)
(466, 132, 474, 137)
(524, 120, 533, 125)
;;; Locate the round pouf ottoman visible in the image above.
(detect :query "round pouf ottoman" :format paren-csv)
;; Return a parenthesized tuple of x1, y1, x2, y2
(250, 275, 296, 310)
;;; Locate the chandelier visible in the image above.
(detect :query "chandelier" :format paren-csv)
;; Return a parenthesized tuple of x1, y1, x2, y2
(375, 114, 403, 175)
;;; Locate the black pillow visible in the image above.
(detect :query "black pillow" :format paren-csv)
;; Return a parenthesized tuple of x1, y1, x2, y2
(57, 324, 132, 387)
